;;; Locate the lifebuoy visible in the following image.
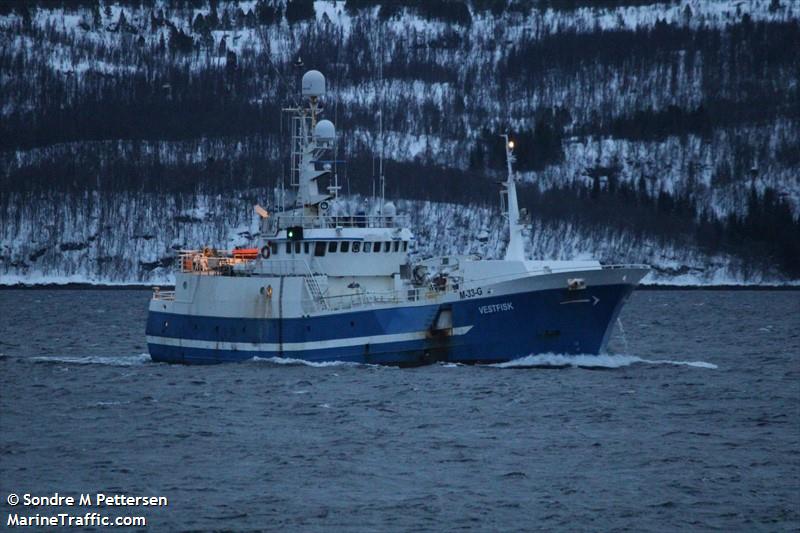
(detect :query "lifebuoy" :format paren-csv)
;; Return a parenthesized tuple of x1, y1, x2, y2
(261, 244, 271, 259)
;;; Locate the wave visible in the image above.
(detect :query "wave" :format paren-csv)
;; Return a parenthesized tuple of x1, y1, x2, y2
(248, 356, 368, 368)
(8, 353, 716, 370)
(25, 353, 152, 366)
(491, 353, 717, 369)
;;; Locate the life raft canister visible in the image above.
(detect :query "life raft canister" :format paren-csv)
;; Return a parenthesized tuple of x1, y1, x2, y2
(261, 244, 271, 259)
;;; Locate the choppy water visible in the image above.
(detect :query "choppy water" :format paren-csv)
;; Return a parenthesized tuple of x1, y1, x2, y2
(1, 289, 798, 531)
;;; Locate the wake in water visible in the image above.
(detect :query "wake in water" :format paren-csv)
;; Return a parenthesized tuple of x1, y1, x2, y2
(24, 354, 152, 366)
(8, 353, 716, 370)
(491, 353, 718, 369)
(248, 356, 370, 368)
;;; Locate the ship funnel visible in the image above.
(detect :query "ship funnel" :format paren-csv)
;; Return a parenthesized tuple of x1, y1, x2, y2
(302, 70, 326, 98)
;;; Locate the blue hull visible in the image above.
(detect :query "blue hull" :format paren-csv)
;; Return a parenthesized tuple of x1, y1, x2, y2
(146, 284, 635, 365)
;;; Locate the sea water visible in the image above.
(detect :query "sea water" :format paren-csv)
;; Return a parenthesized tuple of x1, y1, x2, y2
(0, 289, 798, 531)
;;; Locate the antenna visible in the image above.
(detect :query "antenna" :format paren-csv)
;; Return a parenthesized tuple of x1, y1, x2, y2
(332, 42, 342, 200)
(378, 43, 386, 211)
(293, 56, 304, 104)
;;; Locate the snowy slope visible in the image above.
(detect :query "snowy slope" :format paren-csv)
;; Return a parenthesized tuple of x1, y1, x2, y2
(0, 191, 792, 286)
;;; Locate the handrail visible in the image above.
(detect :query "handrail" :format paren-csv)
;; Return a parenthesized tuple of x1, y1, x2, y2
(177, 250, 256, 274)
(164, 257, 648, 309)
(152, 289, 175, 301)
(443, 263, 650, 288)
(265, 213, 409, 233)
(317, 263, 649, 311)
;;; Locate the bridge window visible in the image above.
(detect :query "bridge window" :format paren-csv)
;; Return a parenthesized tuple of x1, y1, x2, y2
(285, 242, 292, 254)
(373, 242, 381, 253)
(314, 242, 326, 257)
(384, 242, 391, 252)
(270, 242, 277, 255)
(328, 241, 338, 253)
(394, 241, 400, 252)
(403, 241, 409, 251)
(294, 241, 301, 254)
(304, 242, 310, 254)
(364, 242, 372, 252)
(340, 241, 350, 253)
(352, 242, 361, 253)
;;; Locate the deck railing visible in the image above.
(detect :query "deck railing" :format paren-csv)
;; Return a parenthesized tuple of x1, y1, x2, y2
(154, 260, 648, 307)
(265, 213, 408, 233)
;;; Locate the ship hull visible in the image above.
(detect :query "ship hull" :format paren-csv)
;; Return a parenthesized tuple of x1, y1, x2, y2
(146, 276, 639, 365)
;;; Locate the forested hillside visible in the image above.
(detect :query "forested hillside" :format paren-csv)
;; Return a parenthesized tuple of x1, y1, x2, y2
(1, 0, 798, 284)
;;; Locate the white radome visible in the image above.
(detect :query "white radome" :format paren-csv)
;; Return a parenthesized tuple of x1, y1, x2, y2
(314, 119, 335, 141)
(302, 70, 326, 97)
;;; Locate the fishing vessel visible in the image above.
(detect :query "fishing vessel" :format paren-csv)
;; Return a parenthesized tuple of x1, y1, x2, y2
(146, 70, 648, 365)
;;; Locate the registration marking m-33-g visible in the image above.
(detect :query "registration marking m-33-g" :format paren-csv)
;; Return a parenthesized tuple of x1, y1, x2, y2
(459, 287, 483, 299)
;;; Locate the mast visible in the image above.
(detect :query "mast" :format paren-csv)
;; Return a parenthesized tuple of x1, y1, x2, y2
(379, 50, 385, 210)
(284, 70, 335, 210)
(501, 134, 525, 261)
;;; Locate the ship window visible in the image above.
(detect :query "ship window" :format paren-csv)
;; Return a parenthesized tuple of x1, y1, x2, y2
(373, 243, 381, 253)
(394, 241, 400, 252)
(403, 241, 408, 252)
(304, 242, 310, 254)
(352, 242, 361, 253)
(364, 242, 372, 252)
(384, 242, 391, 252)
(341, 241, 350, 252)
(294, 241, 301, 254)
(270, 242, 277, 255)
(285, 242, 292, 254)
(314, 241, 326, 257)
(328, 241, 338, 253)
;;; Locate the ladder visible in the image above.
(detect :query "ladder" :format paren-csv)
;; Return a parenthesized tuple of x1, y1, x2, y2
(302, 267, 329, 311)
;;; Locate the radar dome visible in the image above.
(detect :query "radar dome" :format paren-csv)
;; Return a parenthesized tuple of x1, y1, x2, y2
(314, 120, 335, 141)
(302, 70, 326, 97)
(383, 202, 397, 217)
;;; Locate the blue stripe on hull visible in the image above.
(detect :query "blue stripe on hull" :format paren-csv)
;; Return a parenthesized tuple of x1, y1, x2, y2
(147, 284, 635, 365)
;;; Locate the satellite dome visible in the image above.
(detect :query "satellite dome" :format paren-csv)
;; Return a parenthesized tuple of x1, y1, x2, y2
(302, 70, 326, 98)
(383, 202, 397, 217)
(314, 120, 335, 141)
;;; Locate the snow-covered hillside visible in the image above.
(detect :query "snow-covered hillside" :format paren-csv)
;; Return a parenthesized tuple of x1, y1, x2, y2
(0, 0, 798, 283)
(0, 191, 790, 286)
